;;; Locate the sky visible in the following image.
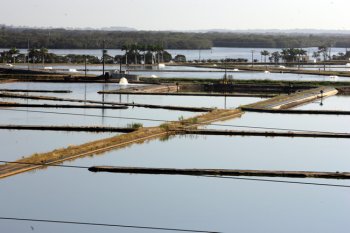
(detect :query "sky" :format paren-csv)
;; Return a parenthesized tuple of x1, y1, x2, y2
(1, 0, 350, 31)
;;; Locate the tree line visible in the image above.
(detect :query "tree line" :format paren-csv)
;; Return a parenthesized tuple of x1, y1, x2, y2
(1, 26, 350, 50)
(261, 46, 350, 63)
(0, 44, 180, 65)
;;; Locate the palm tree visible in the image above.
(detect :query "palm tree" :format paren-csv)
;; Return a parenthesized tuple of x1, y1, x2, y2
(138, 44, 146, 65)
(9, 47, 20, 64)
(121, 44, 131, 65)
(39, 47, 48, 65)
(318, 46, 329, 61)
(312, 51, 320, 61)
(281, 48, 299, 63)
(260, 50, 270, 63)
(147, 45, 155, 64)
(318, 46, 329, 71)
(295, 49, 307, 69)
(28, 48, 39, 63)
(0, 51, 10, 63)
(270, 51, 281, 64)
(154, 44, 164, 63)
(130, 43, 139, 64)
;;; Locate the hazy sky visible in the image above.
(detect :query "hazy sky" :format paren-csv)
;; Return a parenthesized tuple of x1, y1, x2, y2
(1, 0, 349, 30)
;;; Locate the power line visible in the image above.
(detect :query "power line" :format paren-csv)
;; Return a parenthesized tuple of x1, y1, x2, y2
(0, 160, 349, 188)
(0, 217, 219, 233)
(0, 108, 165, 123)
(203, 176, 350, 188)
(0, 108, 344, 135)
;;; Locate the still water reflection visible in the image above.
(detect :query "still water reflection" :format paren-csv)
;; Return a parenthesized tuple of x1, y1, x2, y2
(0, 135, 349, 233)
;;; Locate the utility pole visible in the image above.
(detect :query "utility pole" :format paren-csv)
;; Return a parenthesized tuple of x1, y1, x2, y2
(84, 55, 87, 78)
(102, 40, 105, 76)
(199, 48, 201, 62)
(84, 43, 87, 78)
(27, 39, 30, 71)
(119, 58, 122, 73)
(251, 50, 255, 67)
(224, 57, 227, 81)
(329, 44, 332, 71)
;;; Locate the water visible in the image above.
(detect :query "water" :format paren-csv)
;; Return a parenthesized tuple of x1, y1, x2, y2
(295, 95, 350, 111)
(0, 82, 264, 108)
(0, 130, 115, 161)
(0, 82, 201, 127)
(0, 82, 139, 100)
(7, 63, 350, 81)
(301, 64, 350, 72)
(129, 69, 350, 81)
(0, 106, 198, 128)
(0, 135, 349, 232)
(204, 111, 350, 133)
(1, 79, 350, 232)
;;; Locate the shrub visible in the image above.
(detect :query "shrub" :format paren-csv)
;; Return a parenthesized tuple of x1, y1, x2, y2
(127, 123, 143, 129)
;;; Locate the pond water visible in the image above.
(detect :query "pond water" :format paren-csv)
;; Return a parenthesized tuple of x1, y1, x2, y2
(301, 64, 350, 72)
(0, 82, 264, 108)
(204, 111, 350, 134)
(5, 62, 350, 81)
(1, 77, 350, 232)
(0, 106, 198, 128)
(0, 135, 349, 233)
(295, 95, 350, 111)
(0, 130, 115, 161)
(129, 69, 350, 81)
(0, 82, 137, 100)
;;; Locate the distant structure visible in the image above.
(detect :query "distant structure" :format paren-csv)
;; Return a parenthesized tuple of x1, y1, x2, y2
(119, 77, 129, 85)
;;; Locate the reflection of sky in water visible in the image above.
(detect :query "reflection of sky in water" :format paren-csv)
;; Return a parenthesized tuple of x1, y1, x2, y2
(0, 130, 115, 161)
(0, 135, 349, 232)
(295, 95, 350, 111)
(1, 78, 350, 232)
(0, 81, 264, 108)
(129, 70, 350, 82)
(204, 111, 350, 133)
(6, 62, 350, 81)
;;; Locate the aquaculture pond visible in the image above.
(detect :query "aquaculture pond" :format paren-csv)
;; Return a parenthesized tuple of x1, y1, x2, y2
(295, 95, 350, 111)
(0, 82, 138, 100)
(0, 82, 263, 108)
(1, 77, 350, 232)
(203, 111, 350, 133)
(0, 106, 198, 128)
(0, 130, 115, 161)
(0, 135, 349, 233)
(129, 69, 350, 81)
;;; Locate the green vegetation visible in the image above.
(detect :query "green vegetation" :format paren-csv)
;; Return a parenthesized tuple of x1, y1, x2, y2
(127, 122, 143, 129)
(2, 26, 350, 49)
(117, 43, 171, 64)
(280, 48, 307, 62)
(0, 43, 173, 64)
(260, 50, 270, 63)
